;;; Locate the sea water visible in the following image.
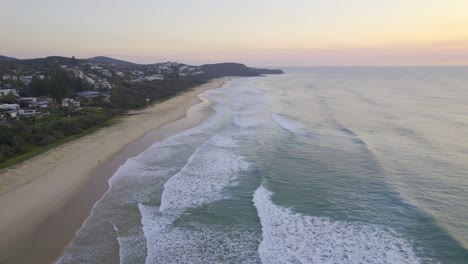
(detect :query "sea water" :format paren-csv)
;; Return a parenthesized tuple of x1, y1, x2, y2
(57, 67, 468, 263)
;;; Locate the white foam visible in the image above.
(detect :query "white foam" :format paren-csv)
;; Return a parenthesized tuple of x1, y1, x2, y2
(159, 104, 230, 146)
(160, 134, 250, 211)
(114, 225, 147, 263)
(108, 145, 175, 188)
(234, 115, 265, 128)
(272, 113, 307, 135)
(139, 204, 260, 264)
(253, 186, 422, 264)
(239, 104, 272, 115)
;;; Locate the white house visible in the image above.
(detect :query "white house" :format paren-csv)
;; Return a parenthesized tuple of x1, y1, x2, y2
(19, 76, 33, 85)
(76, 91, 101, 98)
(18, 109, 37, 117)
(62, 98, 81, 108)
(2, 111, 17, 119)
(0, 103, 19, 110)
(101, 70, 113, 77)
(145, 75, 164, 81)
(0, 89, 20, 97)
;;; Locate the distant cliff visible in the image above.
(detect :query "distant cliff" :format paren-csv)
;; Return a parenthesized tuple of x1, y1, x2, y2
(200, 63, 283, 79)
(87, 56, 137, 66)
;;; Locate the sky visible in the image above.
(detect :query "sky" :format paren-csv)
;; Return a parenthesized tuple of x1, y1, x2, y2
(1, 0, 468, 66)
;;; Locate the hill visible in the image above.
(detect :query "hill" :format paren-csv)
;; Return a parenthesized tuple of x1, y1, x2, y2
(200, 63, 283, 79)
(87, 56, 138, 66)
(0, 55, 17, 61)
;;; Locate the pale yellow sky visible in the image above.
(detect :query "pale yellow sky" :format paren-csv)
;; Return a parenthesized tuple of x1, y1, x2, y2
(1, 0, 468, 65)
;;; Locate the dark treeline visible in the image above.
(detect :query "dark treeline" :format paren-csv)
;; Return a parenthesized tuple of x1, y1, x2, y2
(110, 77, 205, 109)
(27, 69, 88, 99)
(0, 68, 88, 100)
(0, 108, 119, 161)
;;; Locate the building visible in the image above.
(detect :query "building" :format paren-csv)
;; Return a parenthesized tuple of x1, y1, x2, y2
(19, 76, 33, 85)
(0, 89, 20, 97)
(0, 104, 19, 111)
(62, 98, 81, 108)
(1, 111, 18, 119)
(20, 97, 50, 108)
(146, 74, 164, 81)
(18, 109, 37, 117)
(101, 70, 113, 77)
(76, 91, 101, 98)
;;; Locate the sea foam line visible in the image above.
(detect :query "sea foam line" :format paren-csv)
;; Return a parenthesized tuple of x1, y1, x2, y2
(159, 133, 250, 212)
(272, 113, 307, 135)
(253, 185, 422, 264)
(141, 133, 255, 263)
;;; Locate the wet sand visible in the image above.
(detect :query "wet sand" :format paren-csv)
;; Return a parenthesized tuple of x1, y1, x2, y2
(0, 78, 228, 263)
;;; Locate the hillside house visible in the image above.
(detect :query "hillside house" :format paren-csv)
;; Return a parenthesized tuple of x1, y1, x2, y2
(19, 76, 33, 85)
(62, 98, 81, 108)
(0, 103, 19, 111)
(0, 89, 20, 97)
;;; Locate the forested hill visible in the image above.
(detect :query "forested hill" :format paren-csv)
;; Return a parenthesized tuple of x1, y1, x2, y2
(200, 63, 284, 79)
(87, 56, 137, 66)
(0, 55, 17, 61)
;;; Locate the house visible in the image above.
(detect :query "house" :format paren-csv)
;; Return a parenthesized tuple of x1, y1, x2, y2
(19, 97, 38, 107)
(2, 110, 18, 119)
(18, 109, 37, 117)
(76, 91, 101, 98)
(0, 89, 20, 97)
(101, 70, 112, 77)
(62, 98, 81, 108)
(35, 98, 50, 108)
(19, 76, 33, 85)
(100, 81, 112, 89)
(0, 103, 19, 111)
(19, 97, 51, 108)
(145, 75, 164, 81)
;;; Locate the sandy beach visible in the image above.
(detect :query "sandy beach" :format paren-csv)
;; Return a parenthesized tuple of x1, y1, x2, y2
(0, 78, 228, 263)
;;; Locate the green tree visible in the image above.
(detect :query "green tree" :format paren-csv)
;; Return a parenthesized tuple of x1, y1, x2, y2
(30, 75, 47, 96)
(0, 91, 17, 104)
(48, 69, 68, 101)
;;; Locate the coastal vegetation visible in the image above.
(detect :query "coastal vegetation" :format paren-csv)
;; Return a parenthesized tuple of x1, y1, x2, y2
(0, 107, 118, 164)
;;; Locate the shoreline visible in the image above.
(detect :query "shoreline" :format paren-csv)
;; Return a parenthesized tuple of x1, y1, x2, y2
(0, 77, 229, 264)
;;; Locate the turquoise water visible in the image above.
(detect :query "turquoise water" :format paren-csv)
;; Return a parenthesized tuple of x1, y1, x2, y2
(58, 67, 468, 263)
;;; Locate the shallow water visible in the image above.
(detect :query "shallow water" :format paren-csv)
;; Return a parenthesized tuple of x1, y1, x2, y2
(58, 67, 468, 263)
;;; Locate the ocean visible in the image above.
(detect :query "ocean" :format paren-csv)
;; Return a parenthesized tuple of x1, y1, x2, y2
(57, 67, 468, 264)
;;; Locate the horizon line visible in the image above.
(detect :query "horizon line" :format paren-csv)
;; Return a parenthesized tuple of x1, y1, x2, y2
(2, 54, 468, 68)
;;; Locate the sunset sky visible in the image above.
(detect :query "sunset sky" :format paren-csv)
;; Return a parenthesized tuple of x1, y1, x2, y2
(2, 0, 468, 66)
